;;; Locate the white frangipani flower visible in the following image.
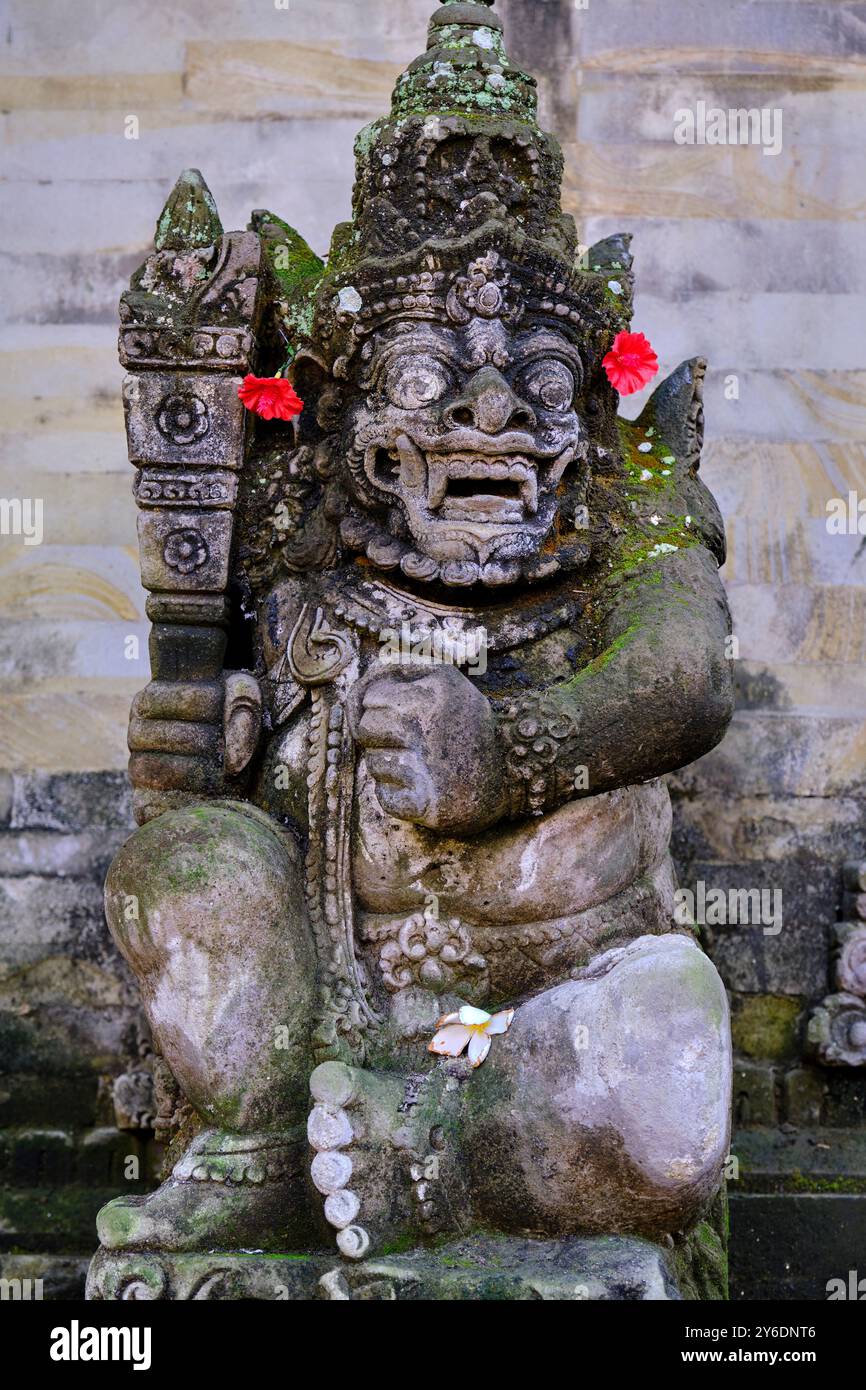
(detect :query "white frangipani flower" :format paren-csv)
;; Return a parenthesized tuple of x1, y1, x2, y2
(428, 1005, 515, 1068)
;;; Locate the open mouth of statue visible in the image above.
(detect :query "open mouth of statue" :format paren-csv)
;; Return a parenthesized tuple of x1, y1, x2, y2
(373, 435, 545, 525)
(427, 454, 538, 520)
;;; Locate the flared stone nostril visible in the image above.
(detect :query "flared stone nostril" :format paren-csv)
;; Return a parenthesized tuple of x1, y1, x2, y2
(509, 405, 537, 433)
(475, 394, 537, 435)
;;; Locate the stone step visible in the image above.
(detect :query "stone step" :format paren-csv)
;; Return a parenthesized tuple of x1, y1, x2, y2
(0, 1252, 91, 1301)
(0, 1070, 103, 1128)
(0, 1125, 161, 1188)
(0, 1186, 149, 1254)
(730, 1193, 866, 1301)
(732, 1128, 866, 1194)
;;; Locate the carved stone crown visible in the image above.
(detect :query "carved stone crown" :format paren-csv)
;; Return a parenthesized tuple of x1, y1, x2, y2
(299, 0, 633, 368)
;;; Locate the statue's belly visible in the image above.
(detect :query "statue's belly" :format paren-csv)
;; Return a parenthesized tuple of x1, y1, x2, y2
(354, 773, 672, 921)
(353, 773, 677, 1004)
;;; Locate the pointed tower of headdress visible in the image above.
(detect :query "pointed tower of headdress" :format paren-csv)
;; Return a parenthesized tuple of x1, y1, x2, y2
(328, 0, 577, 271)
(303, 0, 633, 373)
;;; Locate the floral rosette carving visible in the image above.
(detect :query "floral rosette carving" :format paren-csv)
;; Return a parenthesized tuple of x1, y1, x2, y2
(446, 251, 522, 326)
(163, 528, 209, 574)
(378, 909, 488, 995)
(156, 392, 209, 445)
(498, 694, 582, 816)
(808, 994, 866, 1067)
(837, 925, 866, 998)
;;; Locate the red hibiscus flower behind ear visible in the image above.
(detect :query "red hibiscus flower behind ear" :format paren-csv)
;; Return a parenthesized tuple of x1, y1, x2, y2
(602, 332, 659, 396)
(238, 375, 304, 422)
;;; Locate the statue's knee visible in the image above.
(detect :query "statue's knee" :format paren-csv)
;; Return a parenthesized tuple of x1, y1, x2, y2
(567, 935, 730, 1210)
(105, 799, 306, 972)
(468, 935, 731, 1237)
(105, 800, 317, 1130)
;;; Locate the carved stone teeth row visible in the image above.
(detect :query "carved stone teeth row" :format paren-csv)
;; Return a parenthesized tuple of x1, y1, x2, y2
(425, 457, 530, 509)
(308, 1065, 370, 1261)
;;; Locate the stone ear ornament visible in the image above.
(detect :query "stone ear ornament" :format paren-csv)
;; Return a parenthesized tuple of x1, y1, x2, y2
(288, 604, 355, 687)
(223, 672, 263, 777)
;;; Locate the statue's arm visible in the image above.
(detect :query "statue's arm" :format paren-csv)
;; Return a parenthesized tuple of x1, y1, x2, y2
(496, 540, 733, 818)
(497, 357, 733, 818)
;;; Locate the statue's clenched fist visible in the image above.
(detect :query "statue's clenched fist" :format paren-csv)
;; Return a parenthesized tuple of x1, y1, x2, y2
(349, 664, 507, 835)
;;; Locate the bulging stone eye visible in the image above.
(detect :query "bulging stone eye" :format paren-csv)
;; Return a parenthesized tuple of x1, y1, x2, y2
(385, 355, 452, 410)
(517, 360, 576, 411)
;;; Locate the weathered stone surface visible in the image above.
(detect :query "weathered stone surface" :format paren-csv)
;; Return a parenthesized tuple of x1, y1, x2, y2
(0, 830, 127, 878)
(671, 711, 866, 799)
(732, 1061, 778, 1128)
(0, 1253, 91, 1301)
(782, 1067, 826, 1128)
(568, 0, 866, 72)
(730, 993, 804, 1061)
(692, 859, 835, 997)
(822, 1071, 866, 1128)
(87, 1233, 684, 1301)
(672, 792, 866, 867)
(9, 772, 132, 833)
(0, 774, 12, 829)
(0, 875, 113, 968)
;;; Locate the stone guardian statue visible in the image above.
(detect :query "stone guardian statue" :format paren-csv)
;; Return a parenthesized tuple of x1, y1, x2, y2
(88, 0, 734, 1301)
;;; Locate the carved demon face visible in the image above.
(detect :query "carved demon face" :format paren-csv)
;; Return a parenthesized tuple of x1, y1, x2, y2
(342, 312, 585, 585)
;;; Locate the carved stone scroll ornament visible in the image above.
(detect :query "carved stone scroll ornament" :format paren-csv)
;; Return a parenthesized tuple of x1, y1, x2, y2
(287, 604, 382, 1066)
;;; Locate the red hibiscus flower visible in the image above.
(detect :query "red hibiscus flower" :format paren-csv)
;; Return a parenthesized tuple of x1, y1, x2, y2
(602, 332, 659, 395)
(238, 375, 304, 422)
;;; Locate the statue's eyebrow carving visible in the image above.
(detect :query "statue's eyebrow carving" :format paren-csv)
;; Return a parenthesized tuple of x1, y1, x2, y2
(511, 334, 584, 375)
(368, 326, 463, 376)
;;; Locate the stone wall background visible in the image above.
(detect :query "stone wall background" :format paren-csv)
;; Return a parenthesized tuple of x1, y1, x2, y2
(0, 0, 863, 1299)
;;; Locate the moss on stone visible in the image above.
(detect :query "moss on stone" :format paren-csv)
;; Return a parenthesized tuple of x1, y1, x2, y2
(731, 995, 803, 1061)
(154, 169, 223, 252)
(784, 1172, 866, 1195)
(562, 619, 642, 688)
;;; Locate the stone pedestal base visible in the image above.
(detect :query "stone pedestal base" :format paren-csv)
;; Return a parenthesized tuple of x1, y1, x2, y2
(87, 1234, 683, 1301)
